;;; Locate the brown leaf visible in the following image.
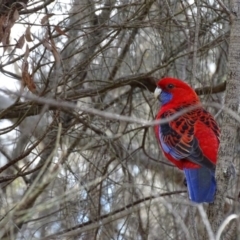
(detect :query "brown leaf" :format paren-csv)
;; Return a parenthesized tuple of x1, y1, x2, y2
(25, 26, 33, 42)
(54, 26, 69, 37)
(43, 39, 53, 51)
(16, 34, 25, 49)
(24, 44, 30, 62)
(22, 72, 37, 93)
(13, 9, 19, 22)
(2, 26, 11, 52)
(0, 16, 5, 42)
(41, 14, 55, 25)
(43, 38, 61, 66)
(22, 59, 28, 73)
(22, 60, 37, 93)
(50, 38, 61, 66)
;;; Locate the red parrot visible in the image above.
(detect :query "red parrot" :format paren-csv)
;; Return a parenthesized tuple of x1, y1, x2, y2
(154, 77, 220, 203)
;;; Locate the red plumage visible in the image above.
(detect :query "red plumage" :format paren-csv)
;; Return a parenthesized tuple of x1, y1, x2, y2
(154, 77, 220, 203)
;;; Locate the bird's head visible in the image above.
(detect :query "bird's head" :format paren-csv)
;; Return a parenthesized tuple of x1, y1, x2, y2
(154, 77, 199, 106)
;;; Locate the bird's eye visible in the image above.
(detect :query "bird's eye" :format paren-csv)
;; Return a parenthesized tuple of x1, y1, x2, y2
(167, 84, 174, 89)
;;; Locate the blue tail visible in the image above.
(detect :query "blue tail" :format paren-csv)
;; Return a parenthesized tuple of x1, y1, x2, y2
(184, 167, 216, 203)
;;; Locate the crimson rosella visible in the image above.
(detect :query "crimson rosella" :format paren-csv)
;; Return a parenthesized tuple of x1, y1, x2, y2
(154, 77, 220, 203)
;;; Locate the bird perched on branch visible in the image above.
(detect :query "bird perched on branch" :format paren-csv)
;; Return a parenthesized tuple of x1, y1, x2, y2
(154, 77, 220, 203)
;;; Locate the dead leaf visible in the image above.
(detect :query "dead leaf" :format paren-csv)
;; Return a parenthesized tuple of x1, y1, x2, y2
(54, 26, 69, 37)
(22, 59, 28, 73)
(41, 14, 55, 25)
(0, 16, 5, 42)
(13, 9, 19, 22)
(22, 60, 37, 93)
(43, 39, 53, 51)
(2, 26, 11, 52)
(24, 44, 30, 62)
(16, 34, 25, 49)
(22, 72, 37, 93)
(50, 38, 61, 66)
(25, 26, 33, 42)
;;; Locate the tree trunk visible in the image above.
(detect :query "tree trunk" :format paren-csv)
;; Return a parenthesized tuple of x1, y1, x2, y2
(206, 1, 240, 238)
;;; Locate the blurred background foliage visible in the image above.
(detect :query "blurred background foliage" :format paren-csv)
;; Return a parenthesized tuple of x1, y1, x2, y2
(0, 0, 234, 239)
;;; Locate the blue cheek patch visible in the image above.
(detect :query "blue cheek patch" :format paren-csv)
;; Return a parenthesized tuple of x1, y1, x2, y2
(160, 91, 172, 105)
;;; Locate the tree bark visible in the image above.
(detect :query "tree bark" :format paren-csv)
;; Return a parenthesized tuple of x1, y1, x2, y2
(206, 1, 240, 238)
